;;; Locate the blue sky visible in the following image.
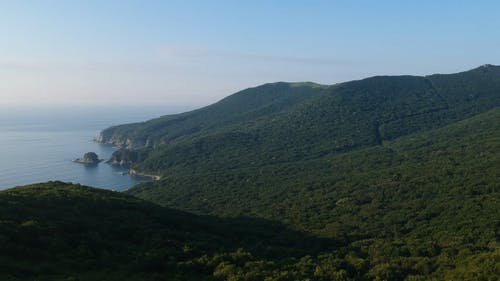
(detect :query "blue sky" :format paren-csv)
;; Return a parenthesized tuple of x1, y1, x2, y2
(1, 0, 500, 106)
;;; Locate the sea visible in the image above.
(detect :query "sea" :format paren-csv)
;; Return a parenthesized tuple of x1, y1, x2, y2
(0, 105, 188, 191)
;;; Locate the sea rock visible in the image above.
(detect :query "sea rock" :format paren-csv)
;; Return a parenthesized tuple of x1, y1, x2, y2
(74, 152, 102, 165)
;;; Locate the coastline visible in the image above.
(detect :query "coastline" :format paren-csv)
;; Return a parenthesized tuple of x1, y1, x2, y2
(129, 169, 161, 181)
(0, 106, 170, 191)
(93, 137, 160, 181)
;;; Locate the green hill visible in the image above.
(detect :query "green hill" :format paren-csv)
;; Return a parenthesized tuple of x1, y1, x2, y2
(97, 82, 327, 148)
(2, 65, 499, 280)
(0, 182, 337, 281)
(129, 106, 500, 229)
(99, 65, 499, 279)
(99, 65, 500, 175)
(2, 163, 498, 281)
(2, 111, 499, 280)
(128, 106, 500, 280)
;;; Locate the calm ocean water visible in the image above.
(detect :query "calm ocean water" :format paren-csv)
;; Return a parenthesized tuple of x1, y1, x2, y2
(0, 105, 187, 191)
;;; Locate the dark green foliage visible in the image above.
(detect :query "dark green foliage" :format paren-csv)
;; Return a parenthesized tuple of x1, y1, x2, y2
(98, 82, 327, 148)
(128, 107, 500, 279)
(3, 66, 500, 280)
(0, 182, 338, 280)
(2, 177, 496, 280)
(112, 65, 499, 280)
(105, 66, 500, 175)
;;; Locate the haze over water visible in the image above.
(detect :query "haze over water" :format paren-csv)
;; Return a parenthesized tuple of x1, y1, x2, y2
(0, 105, 185, 191)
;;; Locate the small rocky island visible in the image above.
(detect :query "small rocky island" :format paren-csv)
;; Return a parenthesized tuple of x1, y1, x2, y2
(74, 152, 103, 165)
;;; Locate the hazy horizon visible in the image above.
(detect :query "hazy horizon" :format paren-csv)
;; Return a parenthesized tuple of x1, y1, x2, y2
(2, 0, 500, 107)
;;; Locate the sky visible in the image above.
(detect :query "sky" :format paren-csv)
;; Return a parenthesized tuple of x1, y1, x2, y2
(1, 0, 500, 107)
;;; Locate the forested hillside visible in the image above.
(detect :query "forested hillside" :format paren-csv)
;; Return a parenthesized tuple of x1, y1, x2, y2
(97, 82, 327, 148)
(1, 176, 498, 280)
(99, 65, 500, 175)
(128, 107, 500, 280)
(0, 182, 337, 281)
(2, 66, 498, 280)
(130, 107, 500, 232)
(122, 65, 499, 280)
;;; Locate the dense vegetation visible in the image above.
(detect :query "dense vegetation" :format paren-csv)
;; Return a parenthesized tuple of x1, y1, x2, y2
(2, 174, 497, 280)
(128, 106, 500, 280)
(2, 66, 499, 280)
(0, 182, 338, 280)
(126, 65, 499, 280)
(98, 82, 327, 148)
(99, 65, 500, 175)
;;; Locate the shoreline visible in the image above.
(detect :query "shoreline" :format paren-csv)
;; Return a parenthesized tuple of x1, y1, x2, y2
(129, 169, 161, 181)
(94, 134, 160, 182)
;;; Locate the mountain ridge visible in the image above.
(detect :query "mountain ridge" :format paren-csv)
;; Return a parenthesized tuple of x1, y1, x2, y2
(126, 106, 500, 280)
(1, 65, 499, 280)
(96, 65, 500, 176)
(2, 106, 498, 280)
(97, 81, 328, 148)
